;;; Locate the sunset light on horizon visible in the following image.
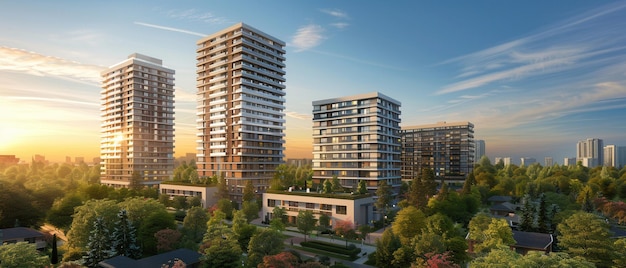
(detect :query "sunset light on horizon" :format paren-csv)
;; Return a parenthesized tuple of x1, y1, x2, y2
(2, 1, 626, 164)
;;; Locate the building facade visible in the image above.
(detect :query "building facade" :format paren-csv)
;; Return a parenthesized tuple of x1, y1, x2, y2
(312, 92, 402, 192)
(100, 53, 175, 187)
(577, 138, 604, 168)
(262, 191, 375, 228)
(401, 122, 475, 182)
(196, 23, 286, 202)
(563, 157, 576, 166)
(159, 183, 219, 209)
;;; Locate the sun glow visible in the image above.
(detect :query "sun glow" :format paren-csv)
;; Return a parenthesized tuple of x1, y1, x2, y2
(0, 127, 24, 150)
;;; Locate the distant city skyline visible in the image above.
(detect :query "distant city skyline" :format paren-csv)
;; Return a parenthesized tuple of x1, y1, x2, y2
(2, 1, 626, 163)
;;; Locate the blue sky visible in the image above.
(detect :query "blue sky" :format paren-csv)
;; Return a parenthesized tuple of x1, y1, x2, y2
(1, 0, 626, 164)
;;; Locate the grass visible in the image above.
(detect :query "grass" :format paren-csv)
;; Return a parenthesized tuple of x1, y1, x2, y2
(287, 245, 358, 261)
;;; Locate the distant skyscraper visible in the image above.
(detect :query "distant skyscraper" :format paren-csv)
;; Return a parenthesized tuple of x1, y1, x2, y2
(495, 157, 512, 166)
(100, 53, 175, 187)
(577, 138, 603, 168)
(196, 23, 286, 201)
(563, 157, 576, 166)
(312, 92, 401, 191)
(520, 157, 536, 167)
(475, 140, 486, 162)
(604, 145, 626, 168)
(544, 157, 553, 167)
(401, 121, 475, 182)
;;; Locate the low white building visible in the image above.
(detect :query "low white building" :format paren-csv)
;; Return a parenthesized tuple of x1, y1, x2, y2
(159, 182, 219, 208)
(262, 190, 375, 228)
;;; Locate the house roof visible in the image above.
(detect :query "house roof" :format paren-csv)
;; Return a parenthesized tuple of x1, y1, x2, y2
(138, 248, 202, 267)
(488, 195, 512, 202)
(610, 225, 626, 238)
(0, 227, 44, 241)
(490, 202, 515, 212)
(512, 230, 553, 250)
(99, 249, 202, 268)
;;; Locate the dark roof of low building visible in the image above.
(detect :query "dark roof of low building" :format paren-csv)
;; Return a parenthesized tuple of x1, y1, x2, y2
(488, 195, 512, 202)
(0, 227, 44, 241)
(99, 249, 202, 268)
(138, 248, 202, 267)
(610, 225, 626, 238)
(512, 230, 553, 250)
(490, 202, 515, 212)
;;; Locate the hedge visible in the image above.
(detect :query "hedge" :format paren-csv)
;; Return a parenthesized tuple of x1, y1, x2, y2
(300, 241, 361, 257)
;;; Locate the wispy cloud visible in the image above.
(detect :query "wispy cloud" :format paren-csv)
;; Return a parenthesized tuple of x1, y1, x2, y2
(330, 22, 349, 30)
(173, 86, 197, 103)
(166, 9, 230, 25)
(320, 9, 349, 19)
(286, 111, 311, 120)
(0, 46, 103, 84)
(291, 24, 325, 52)
(134, 22, 206, 37)
(430, 1, 626, 137)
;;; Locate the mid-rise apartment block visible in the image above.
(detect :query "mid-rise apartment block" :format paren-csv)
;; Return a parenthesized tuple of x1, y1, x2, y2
(563, 157, 576, 166)
(100, 53, 175, 187)
(577, 138, 603, 168)
(312, 92, 402, 192)
(196, 23, 286, 201)
(544, 157, 553, 167)
(520, 157, 536, 167)
(401, 122, 475, 182)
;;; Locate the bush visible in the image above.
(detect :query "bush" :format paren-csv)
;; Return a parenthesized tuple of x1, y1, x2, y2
(300, 241, 361, 258)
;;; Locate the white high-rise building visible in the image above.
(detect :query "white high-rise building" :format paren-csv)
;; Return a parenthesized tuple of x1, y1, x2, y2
(312, 92, 401, 192)
(544, 157, 554, 167)
(564, 157, 576, 166)
(605, 145, 626, 168)
(495, 157, 512, 166)
(100, 53, 175, 187)
(475, 140, 486, 163)
(196, 23, 286, 201)
(577, 138, 603, 168)
(520, 157, 536, 167)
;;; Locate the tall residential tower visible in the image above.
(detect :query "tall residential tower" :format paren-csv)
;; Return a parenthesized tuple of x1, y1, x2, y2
(196, 23, 286, 201)
(577, 138, 603, 168)
(401, 122, 475, 182)
(100, 53, 175, 187)
(312, 92, 402, 192)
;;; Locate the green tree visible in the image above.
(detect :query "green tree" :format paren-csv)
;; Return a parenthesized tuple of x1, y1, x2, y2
(375, 229, 402, 268)
(139, 210, 176, 256)
(270, 206, 287, 232)
(614, 238, 626, 268)
(243, 180, 256, 202)
(110, 209, 141, 258)
(392, 206, 426, 244)
(297, 210, 317, 241)
(0, 242, 50, 268)
(201, 210, 241, 268)
(182, 206, 209, 242)
(51, 234, 59, 264)
(216, 198, 234, 220)
(216, 175, 230, 199)
(242, 200, 259, 223)
(468, 213, 515, 254)
(358, 180, 368, 194)
(47, 193, 83, 230)
(375, 180, 392, 227)
(232, 210, 258, 252)
(557, 211, 615, 267)
(323, 179, 332, 194)
(246, 228, 284, 268)
(66, 199, 119, 253)
(331, 175, 343, 192)
(84, 217, 113, 267)
(155, 229, 182, 253)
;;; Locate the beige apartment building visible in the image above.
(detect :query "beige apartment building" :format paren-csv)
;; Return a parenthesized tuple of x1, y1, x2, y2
(100, 53, 175, 187)
(312, 92, 402, 192)
(262, 191, 375, 228)
(401, 121, 475, 182)
(196, 23, 286, 202)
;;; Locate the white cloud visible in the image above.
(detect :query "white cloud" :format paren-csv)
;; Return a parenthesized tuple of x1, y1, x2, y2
(291, 24, 325, 52)
(320, 9, 349, 19)
(0, 46, 103, 84)
(286, 111, 311, 120)
(330, 22, 349, 29)
(166, 9, 231, 25)
(134, 22, 206, 37)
